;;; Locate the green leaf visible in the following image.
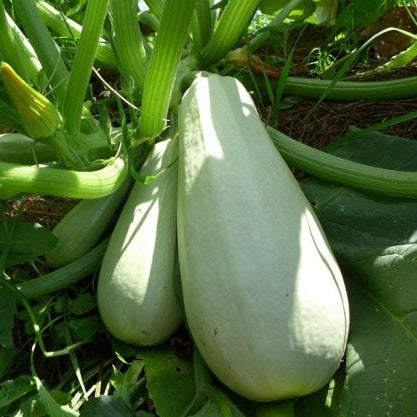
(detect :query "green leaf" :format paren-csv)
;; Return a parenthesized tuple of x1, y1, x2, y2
(259, 0, 315, 21)
(189, 396, 247, 417)
(339, 282, 417, 416)
(0, 288, 17, 348)
(68, 316, 105, 340)
(0, 347, 19, 379)
(110, 360, 144, 407)
(34, 375, 79, 417)
(11, 394, 49, 417)
(0, 376, 35, 409)
(0, 221, 57, 267)
(80, 395, 135, 417)
(68, 293, 97, 316)
(80, 396, 136, 417)
(138, 346, 195, 417)
(259, 0, 288, 15)
(306, 0, 338, 25)
(189, 399, 220, 416)
(254, 400, 296, 417)
(337, 0, 397, 27)
(298, 128, 417, 416)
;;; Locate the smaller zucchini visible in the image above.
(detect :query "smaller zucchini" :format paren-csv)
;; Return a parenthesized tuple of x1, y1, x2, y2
(98, 138, 181, 346)
(46, 178, 132, 268)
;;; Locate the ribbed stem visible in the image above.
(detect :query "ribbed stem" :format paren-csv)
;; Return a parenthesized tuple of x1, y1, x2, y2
(283, 75, 417, 100)
(191, 0, 213, 54)
(110, 0, 148, 90)
(0, 2, 29, 81)
(13, 0, 69, 106)
(16, 239, 109, 300)
(5, 11, 43, 86)
(145, 0, 165, 20)
(267, 126, 417, 198)
(139, 0, 196, 141)
(62, 0, 109, 135)
(36, 0, 118, 70)
(199, 0, 260, 67)
(0, 157, 127, 200)
(0, 131, 110, 165)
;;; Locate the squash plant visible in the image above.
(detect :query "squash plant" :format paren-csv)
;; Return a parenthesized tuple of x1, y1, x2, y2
(1, 0, 417, 416)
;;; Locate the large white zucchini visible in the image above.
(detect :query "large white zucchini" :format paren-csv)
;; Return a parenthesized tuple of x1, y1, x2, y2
(97, 138, 181, 346)
(177, 74, 350, 401)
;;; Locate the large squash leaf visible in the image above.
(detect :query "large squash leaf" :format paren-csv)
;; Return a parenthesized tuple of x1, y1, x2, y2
(337, 0, 398, 27)
(296, 128, 417, 416)
(0, 220, 57, 267)
(137, 346, 195, 417)
(259, 0, 316, 21)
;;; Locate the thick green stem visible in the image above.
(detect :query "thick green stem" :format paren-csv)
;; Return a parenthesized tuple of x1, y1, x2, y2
(15, 239, 109, 300)
(5, 11, 43, 86)
(35, 0, 118, 70)
(0, 1, 30, 81)
(191, 0, 213, 54)
(139, 0, 196, 141)
(145, 0, 165, 20)
(283, 75, 417, 100)
(240, 72, 417, 100)
(0, 157, 127, 200)
(110, 0, 148, 90)
(199, 0, 261, 67)
(62, 0, 109, 135)
(13, 0, 69, 106)
(268, 126, 417, 198)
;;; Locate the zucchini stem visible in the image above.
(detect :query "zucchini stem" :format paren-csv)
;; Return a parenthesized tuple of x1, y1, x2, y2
(14, 239, 109, 300)
(0, 157, 127, 200)
(268, 126, 417, 198)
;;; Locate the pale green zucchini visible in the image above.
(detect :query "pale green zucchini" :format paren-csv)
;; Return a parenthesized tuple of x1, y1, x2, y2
(46, 178, 132, 268)
(177, 74, 350, 402)
(97, 138, 181, 346)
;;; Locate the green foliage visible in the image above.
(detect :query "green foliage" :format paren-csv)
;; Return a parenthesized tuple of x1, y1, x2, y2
(297, 128, 417, 416)
(337, 0, 400, 27)
(80, 396, 136, 417)
(0, 221, 57, 267)
(0, 376, 36, 409)
(258, 0, 325, 22)
(0, 289, 17, 348)
(139, 347, 195, 417)
(2, 1, 417, 416)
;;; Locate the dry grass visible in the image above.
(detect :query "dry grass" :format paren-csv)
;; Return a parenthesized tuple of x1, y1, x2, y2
(275, 97, 417, 148)
(4, 196, 78, 229)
